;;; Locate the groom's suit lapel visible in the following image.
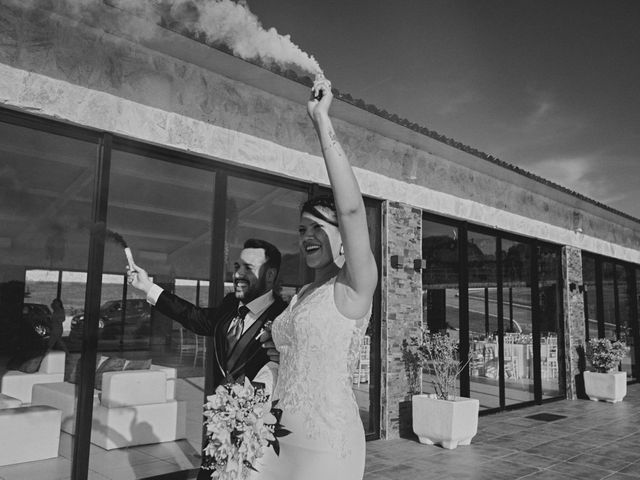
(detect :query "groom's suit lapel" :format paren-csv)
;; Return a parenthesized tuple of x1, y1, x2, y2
(213, 303, 238, 379)
(226, 310, 268, 378)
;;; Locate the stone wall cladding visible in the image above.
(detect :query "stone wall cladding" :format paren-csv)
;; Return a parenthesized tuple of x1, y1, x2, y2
(562, 246, 585, 399)
(381, 201, 422, 439)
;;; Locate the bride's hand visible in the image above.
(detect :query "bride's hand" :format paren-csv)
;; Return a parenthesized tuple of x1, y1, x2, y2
(307, 76, 333, 123)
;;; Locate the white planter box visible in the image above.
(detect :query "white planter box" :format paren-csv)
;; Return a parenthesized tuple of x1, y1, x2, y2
(412, 394, 479, 449)
(584, 371, 627, 403)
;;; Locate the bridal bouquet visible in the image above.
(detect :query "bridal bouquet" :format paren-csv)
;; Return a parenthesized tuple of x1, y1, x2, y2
(202, 377, 289, 480)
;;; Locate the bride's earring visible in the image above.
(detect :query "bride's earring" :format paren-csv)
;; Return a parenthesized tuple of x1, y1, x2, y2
(339, 244, 344, 256)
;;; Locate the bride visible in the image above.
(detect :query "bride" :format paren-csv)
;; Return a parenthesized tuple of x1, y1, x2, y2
(256, 76, 377, 479)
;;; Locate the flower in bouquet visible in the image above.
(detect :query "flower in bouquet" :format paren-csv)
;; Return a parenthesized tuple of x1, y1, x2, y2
(202, 377, 290, 480)
(586, 337, 629, 373)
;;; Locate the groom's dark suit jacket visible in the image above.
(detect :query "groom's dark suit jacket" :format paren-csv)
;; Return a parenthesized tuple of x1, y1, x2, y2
(154, 290, 287, 389)
(153, 290, 287, 480)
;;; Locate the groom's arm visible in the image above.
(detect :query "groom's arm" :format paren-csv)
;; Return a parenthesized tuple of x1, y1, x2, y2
(129, 263, 229, 337)
(153, 290, 232, 337)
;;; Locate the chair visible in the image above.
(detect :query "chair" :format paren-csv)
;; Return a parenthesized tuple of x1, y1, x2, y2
(353, 335, 370, 385)
(193, 334, 205, 367)
(0, 350, 65, 403)
(32, 363, 186, 450)
(542, 346, 559, 380)
(504, 356, 519, 379)
(0, 403, 62, 465)
(470, 353, 485, 377)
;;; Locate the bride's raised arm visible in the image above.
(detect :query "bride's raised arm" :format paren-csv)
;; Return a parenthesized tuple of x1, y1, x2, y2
(307, 77, 378, 318)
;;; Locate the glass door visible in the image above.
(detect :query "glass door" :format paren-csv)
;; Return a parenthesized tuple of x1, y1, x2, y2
(423, 214, 565, 413)
(422, 220, 460, 397)
(617, 264, 634, 379)
(88, 148, 216, 478)
(467, 230, 500, 410)
(501, 238, 534, 406)
(0, 119, 98, 479)
(537, 244, 563, 398)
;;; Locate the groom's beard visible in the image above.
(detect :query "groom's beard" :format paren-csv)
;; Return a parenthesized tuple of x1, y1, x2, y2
(234, 273, 268, 303)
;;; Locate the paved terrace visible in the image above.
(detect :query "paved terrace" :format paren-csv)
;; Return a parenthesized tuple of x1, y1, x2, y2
(365, 383, 640, 480)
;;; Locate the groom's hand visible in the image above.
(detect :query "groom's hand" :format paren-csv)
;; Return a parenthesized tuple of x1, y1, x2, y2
(257, 329, 279, 363)
(262, 340, 279, 363)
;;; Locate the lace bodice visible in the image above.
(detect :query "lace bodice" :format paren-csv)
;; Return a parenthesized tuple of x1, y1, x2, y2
(272, 277, 370, 455)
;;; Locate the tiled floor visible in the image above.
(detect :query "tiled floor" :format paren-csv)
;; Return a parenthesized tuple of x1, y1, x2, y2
(365, 383, 640, 480)
(2, 380, 640, 479)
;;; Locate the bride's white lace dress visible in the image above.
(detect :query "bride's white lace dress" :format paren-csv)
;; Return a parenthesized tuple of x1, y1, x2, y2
(255, 277, 370, 480)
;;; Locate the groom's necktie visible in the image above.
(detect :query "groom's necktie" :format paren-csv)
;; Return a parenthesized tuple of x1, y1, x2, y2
(227, 305, 250, 349)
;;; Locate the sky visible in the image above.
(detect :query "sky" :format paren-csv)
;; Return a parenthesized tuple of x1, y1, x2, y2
(245, 0, 640, 220)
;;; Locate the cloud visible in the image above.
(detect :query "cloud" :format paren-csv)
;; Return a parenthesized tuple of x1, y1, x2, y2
(524, 93, 554, 129)
(437, 89, 479, 116)
(527, 155, 630, 207)
(529, 156, 591, 186)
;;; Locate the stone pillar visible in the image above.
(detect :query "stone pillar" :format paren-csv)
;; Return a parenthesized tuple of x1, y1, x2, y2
(380, 201, 422, 439)
(562, 246, 586, 399)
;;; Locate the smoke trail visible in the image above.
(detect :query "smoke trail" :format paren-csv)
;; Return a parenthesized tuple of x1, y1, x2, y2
(167, 0, 323, 75)
(105, 229, 128, 248)
(10, 0, 323, 75)
(83, 221, 128, 248)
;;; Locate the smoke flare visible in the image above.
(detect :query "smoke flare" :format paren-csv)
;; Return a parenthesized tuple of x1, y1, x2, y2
(106, 230, 128, 249)
(169, 0, 323, 75)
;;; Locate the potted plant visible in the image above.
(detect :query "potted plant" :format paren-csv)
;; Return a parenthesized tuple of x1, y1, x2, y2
(403, 330, 478, 449)
(584, 337, 629, 403)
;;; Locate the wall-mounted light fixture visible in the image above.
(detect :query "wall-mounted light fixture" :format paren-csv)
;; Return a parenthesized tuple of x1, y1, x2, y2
(390, 255, 404, 269)
(569, 283, 585, 293)
(413, 258, 426, 271)
(572, 211, 583, 234)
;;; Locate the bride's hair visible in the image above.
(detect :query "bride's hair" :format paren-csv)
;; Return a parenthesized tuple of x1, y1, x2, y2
(300, 195, 338, 227)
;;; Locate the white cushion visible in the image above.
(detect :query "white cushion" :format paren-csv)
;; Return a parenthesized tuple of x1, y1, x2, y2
(91, 400, 187, 450)
(101, 370, 166, 408)
(39, 350, 66, 374)
(0, 405, 61, 466)
(0, 371, 64, 404)
(151, 364, 176, 400)
(32, 381, 99, 433)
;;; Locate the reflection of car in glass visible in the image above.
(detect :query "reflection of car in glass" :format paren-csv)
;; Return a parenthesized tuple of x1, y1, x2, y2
(69, 299, 151, 341)
(22, 303, 53, 338)
(23, 303, 52, 321)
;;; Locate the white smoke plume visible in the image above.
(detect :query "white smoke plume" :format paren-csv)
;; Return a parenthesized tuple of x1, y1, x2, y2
(167, 0, 323, 75)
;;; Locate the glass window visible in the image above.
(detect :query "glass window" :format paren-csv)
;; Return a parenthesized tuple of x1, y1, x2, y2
(538, 244, 563, 398)
(87, 149, 215, 477)
(501, 239, 534, 406)
(422, 220, 460, 397)
(467, 230, 500, 410)
(616, 264, 633, 379)
(583, 255, 598, 340)
(602, 261, 617, 340)
(225, 176, 307, 297)
(0, 121, 97, 478)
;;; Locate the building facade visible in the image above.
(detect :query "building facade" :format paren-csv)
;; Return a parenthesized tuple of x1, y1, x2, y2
(0, 3, 639, 479)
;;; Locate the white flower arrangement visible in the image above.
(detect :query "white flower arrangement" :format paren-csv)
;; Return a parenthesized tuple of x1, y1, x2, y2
(586, 337, 629, 373)
(202, 378, 289, 480)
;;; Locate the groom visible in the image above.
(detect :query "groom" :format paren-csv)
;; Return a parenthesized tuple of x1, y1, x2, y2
(127, 238, 286, 480)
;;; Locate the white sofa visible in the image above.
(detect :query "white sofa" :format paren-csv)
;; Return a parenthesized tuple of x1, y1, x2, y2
(0, 350, 65, 404)
(0, 393, 62, 466)
(32, 363, 186, 450)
